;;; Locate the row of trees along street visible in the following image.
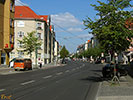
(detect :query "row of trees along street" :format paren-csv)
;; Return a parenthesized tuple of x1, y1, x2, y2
(75, 46, 105, 60)
(83, 0, 133, 61)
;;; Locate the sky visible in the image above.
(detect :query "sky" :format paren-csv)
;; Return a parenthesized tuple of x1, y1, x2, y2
(15, 0, 133, 53)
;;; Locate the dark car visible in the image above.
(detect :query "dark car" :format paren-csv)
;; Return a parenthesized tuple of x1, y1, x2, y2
(95, 58, 101, 64)
(102, 63, 127, 78)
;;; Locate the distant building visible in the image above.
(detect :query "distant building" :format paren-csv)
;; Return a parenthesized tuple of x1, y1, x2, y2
(77, 37, 99, 54)
(77, 44, 84, 53)
(126, 18, 133, 61)
(91, 36, 99, 48)
(85, 40, 91, 50)
(0, 0, 15, 65)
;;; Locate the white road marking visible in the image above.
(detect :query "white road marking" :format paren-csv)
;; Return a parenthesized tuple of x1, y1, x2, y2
(65, 70, 70, 73)
(43, 75, 52, 79)
(56, 72, 63, 75)
(0, 89, 5, 92)
(20, 80, 35, 85)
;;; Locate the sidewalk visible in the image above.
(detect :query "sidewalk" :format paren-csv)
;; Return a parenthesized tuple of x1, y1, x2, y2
(96, 64, 133, 100)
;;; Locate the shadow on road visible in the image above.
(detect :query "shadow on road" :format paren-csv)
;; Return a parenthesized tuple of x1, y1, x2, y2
(81, 76, 103, 82)
(126, 65, 133, 78)
(91, 69, 102, 72)
(80, 69, 113, 82)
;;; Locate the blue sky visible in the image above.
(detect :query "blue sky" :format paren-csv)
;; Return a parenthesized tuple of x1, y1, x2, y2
(15, 0, 133, 53)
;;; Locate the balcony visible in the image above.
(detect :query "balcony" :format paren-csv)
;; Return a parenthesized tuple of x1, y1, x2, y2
(44, 54, 50, 59)
(36, 27, 42, 30)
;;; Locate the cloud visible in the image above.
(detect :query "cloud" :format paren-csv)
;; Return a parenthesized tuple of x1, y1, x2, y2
(15, 0, 28, 6)
(76, 34, 93, 38)
(51, 12, 82, 28)
(67, 28, 83, 32)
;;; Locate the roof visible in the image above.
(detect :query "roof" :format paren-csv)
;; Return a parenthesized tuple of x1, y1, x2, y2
(38, 15, 48, 22)
(15, 6, 40, 19)
(15, 6, 49, 23)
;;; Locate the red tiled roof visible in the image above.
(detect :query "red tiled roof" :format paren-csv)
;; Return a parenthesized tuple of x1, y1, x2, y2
(15, 6, 40, 19)
(38, 15, 48, 22)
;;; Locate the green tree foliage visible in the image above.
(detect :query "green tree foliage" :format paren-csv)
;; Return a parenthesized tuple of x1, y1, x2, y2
(60, 46, 69, 58)
(18, 31, 42, 58)
(81, 47, 104, 59)
(84, 0, 133, 53)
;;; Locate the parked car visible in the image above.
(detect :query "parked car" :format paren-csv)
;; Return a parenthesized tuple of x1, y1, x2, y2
(102, 63, 127, 78)
(95, 58, 101, 64)
(9, 58, 16, 68)
(14, 58, 32, 71)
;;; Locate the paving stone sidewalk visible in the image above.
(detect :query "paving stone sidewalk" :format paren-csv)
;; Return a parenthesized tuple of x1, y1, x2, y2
(96, 64, 133, 100)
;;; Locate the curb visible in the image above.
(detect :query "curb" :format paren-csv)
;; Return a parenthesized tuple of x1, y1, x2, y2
(95, 82, 102, 100)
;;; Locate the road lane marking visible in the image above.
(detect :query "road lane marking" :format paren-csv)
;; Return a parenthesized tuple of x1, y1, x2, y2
(43, 75, 52, 79)
(56, 72, 63, 75)
(0, 89, 5, 92)
(20, 80, 35, 85)
(65, 70, 70, 73)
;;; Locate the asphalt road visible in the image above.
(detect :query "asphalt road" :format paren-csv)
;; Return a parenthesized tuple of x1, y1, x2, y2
(0, 61, 103, 100)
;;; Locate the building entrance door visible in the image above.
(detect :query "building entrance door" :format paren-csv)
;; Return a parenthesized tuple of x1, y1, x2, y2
(1, 53, 6, 65)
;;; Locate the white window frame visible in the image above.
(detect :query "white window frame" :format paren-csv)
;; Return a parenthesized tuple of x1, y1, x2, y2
(17, 31, 24, 38)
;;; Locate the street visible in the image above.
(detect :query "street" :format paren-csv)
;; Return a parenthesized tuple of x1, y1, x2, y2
(0, 61, 102, 100)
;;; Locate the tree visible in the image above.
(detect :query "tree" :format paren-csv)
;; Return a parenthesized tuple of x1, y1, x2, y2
(84, 0, 133, 60)
(60, 46, 69, 59)
(18, 31, 42, 58)
(81, 46, 104, 59)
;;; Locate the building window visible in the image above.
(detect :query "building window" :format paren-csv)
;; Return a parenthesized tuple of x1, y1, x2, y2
(37, 33, 41, 40)
(10, 19, 13, 27)
(17, 42, 23, 48)
(18, 51, 24, 57)
(36, 23, 42, 30)
(38, 53, 41, 58)
(18, 31, 24, 38)
(10, 0, 15, 12)
(10, 3, 12, 11)
(10, 35, 14, 44)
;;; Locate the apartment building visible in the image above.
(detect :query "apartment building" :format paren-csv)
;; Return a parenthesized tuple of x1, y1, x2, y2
(10, 6, 55, 66)
(0, 0, 15, 65)
(126, 19, 133, 61)
(85, 40, 91, 50)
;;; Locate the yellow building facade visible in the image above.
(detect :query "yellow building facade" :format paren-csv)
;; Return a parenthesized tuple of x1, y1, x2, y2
(0, 0, 15, 65)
